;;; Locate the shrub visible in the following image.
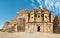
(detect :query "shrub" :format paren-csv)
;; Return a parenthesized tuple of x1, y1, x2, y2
(6, 30, 13, 33)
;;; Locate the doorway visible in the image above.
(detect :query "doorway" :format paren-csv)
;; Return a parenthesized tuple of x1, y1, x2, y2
(37, 26, 40, 32)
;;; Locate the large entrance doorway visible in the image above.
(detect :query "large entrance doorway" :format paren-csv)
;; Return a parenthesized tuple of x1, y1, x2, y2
(37, 26, 40, 32)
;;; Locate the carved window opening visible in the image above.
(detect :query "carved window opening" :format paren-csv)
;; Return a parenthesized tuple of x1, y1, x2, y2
(38, 16, 40, 18)
(32, 16, 33, 18)
(45, 16, 47, 18)
(14, 24, 16, 26)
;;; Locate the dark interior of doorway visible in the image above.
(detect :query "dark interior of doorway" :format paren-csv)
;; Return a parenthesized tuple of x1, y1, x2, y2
(37, 26, 40, 32)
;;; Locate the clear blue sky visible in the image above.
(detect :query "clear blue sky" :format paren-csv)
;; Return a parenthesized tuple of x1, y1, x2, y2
(0, 0, 33, 29)
(0, 0, 60, 29)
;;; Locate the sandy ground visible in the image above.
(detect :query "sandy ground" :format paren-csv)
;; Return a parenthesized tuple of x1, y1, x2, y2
(0, 32, 60, 38)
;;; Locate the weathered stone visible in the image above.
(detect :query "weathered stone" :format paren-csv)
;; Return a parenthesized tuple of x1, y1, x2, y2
(3, 8, 55, 33)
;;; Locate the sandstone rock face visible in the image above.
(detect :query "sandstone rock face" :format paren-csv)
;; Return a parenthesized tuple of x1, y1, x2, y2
(3, 22, 10, 31)
(3, 8, 55, 33)
(53, 16, 60, 33)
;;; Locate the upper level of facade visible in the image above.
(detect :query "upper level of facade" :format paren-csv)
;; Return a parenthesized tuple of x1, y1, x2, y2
(17, 7, 54, 23)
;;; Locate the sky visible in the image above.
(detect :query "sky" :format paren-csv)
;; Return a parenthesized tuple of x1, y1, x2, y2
(0, 0, 60, 29)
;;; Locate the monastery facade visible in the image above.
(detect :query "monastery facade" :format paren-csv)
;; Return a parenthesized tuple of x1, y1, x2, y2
(3, 8, 54, 33)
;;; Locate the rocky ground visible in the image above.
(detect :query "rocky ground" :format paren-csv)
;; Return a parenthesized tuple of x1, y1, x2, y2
(0, 32, 60, 38)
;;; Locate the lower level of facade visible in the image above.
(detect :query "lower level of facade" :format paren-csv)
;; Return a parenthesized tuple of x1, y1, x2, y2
(14, 22, 53, 33)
